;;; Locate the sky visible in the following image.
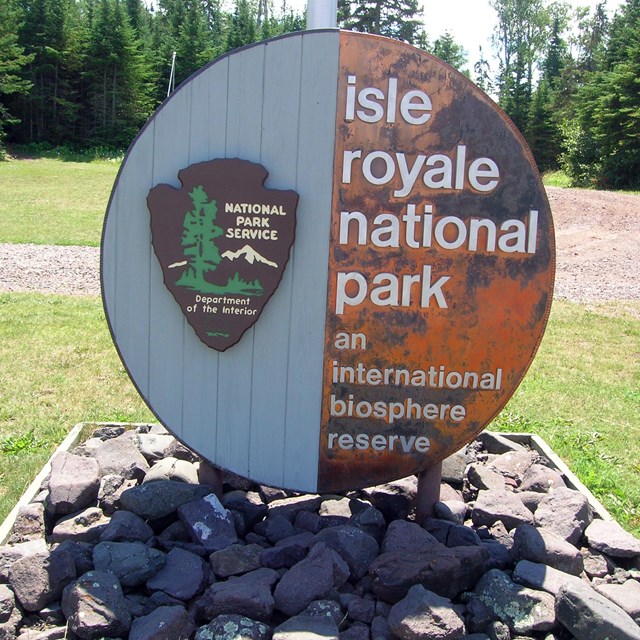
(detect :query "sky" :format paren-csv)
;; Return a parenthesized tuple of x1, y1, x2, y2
(299, 0, 626, 72)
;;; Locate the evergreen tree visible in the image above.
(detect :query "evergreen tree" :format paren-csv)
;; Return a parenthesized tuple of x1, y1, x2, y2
(526, 79, 563, 171)
(473, 46, 493, 93)
(339, 0, 425, 45)
(432, 31, 467, 71)
(0, 0, 33, 156)
(225, 0, 257, 51)
(175, 0, 214, 83)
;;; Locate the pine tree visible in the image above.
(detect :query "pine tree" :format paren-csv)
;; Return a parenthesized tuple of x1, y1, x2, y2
(525, 79, 563, 172)
(339, 0, 425, 45)
(0, 0, 33, 156)
(432, 31, 467, 71)
(226, 0, 257, 52)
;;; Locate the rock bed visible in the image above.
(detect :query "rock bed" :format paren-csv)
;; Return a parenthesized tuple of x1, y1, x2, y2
(1, 426, 640, 640)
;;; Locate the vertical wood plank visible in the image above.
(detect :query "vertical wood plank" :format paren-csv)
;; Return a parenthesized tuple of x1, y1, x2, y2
(248, 36, 303, 487)
(215, 45, 266, 476)
(283, 32, 339, 491)
(147, 84, 193, 437)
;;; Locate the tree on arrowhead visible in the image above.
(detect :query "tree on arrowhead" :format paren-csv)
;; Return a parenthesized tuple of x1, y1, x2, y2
(177, 185, 223, 288)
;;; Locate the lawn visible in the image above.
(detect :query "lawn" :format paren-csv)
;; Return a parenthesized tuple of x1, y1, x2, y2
(0, 155, 119, 246)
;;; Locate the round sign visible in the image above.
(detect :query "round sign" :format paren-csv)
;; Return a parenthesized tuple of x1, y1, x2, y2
(102, 30, 555, 494)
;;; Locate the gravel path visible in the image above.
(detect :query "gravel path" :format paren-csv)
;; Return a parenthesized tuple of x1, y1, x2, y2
(0, 187, 638, 302)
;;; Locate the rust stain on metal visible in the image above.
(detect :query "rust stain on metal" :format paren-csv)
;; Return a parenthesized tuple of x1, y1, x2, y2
(317, 32, 555, 493)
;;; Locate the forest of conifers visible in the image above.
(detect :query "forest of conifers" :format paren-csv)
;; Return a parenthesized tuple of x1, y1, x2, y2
(1, 0, 638, 189)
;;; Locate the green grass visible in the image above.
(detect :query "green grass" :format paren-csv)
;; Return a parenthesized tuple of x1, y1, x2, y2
(0, 293, 153, 521)
(542, 170, 572, 188)
(491, 300, 640, 534)
(0, 156, 120, 246)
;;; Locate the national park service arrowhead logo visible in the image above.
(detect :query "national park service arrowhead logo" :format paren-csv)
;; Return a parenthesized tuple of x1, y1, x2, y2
(148, 159, 297, 351)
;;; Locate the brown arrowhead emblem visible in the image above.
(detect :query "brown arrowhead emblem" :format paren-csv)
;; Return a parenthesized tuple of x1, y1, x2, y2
(148, 159, 298, 351)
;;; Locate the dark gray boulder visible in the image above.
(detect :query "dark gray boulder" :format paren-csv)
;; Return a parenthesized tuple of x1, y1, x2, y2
(92, 541, 165, 587)
(534, 488, 593, 545)
(209, 543, 262, 577)
(194, 614, 271, 640)
(98, 509, 154, 543)
(146, 547, 208, 601)
(273, 543, 349, 616)
(556, 579, 640, 640)
(61, 570, 131, 639)
(315, 525, 380, 579)
(178, 493, 238, 553)
(46, 452, 100, 516)
(584, 519, 640, 558)
(471, 490, 534, 530)
(119, 480, 213, 520)
(474, 569, 556, 634)
(511, 524, 584, 575)
(9, 548, 76, 612)
(388, 584, 465, 640)
(49, 506, 109, 543)
(128, 605, 195, 640)
(94, 431, 150, 480)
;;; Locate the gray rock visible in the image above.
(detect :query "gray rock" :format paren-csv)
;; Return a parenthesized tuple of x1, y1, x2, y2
(257, 514, 295, 543)
(260, 542, 307, 569)
(381, 520, 440, 553)
(134, 433, 176, 462)
(349, 506, 387, 542)
(477, 432, 527, 454)
(222, 491, 269, 529)
(471, 490, 534, 530)
(556, 579, 640, 640)
(593, 579, 640, 622)
(347, 595, 376, 623)
(119, 480, 213, 519)
(488, 451, 538, 483)
(511, 524, 584, 575)
(303, 599, 344, 625)
(7, 502, 45, 544)
(191, 568, 278, 623)
(209, 543, 262, 577)
(464, 598, 494, 634)
(423, 519, 483, 547)
(0, 539, 48, 581)
(341, 621, 371, 640)
(584, 519, 640, 558)
(98, 509, 154, 543)
(319, 497, 353, 517)
(49, 506, 109, 543)
(52, 540, 94, 575)
(267, 495, 323, 522)
(129, 605, 194, 640)
(94, 431, 150, 480)
(534, 488, 593, 545)
(516, 491, 545, 514)
(474, 569, 556, 634)
(512, 559, 583, 596)
(178, 493, 238, 553)
(0, 584, 15, 624)
(517, 464, 565, 493)
(93, 541, 165, 587)
(371, 615, 393, 640)
(143, 456, 199, 484)
(361, 477, 417, 521)
(274, 543, 350, 616)
(467, 465, 506, 492)
(370, 545, 488, 603)
(62, 570, 131, 639)
(315, 525, 380, 579)
(9, 548, 76, 612)
(97, 474, 137, 515)
(194, 614, 270, 640)
(15, 627, 67, 640)
(434, 500, 468, 525)
(485, 621, 510, 640)
(581, 548, 613, 578)
(273, 614, 340, 640)
(146, 547, 207, 600)
(442, 448, 474, 485)
(388, 584, 465, 639)
(46, 452, 100, 516)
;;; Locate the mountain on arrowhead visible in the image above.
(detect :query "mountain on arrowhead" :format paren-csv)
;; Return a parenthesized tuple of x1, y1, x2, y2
(222, 244, 278, 268)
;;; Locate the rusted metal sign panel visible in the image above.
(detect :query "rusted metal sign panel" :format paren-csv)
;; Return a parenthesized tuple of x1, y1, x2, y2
(317, 32, 554, 491)
(102, 30, 554, 494)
